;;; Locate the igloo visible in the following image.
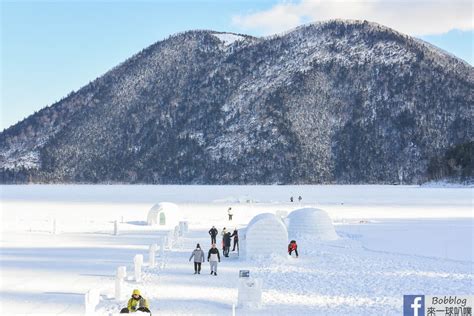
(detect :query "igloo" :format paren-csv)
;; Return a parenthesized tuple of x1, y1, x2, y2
(240, 213, 288, 259)
(147, 202, 181, 227)
(286, 208, 338, 240)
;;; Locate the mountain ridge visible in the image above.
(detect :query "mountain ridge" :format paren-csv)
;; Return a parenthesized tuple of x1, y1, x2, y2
(1, 19, 472, 184)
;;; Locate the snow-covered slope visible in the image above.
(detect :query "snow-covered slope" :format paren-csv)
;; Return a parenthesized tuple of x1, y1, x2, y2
(0, 20, 472, 184)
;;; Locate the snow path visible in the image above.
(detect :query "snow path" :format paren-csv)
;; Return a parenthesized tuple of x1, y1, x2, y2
(99, 229, 243, 315)
(96, 224, 473, 316)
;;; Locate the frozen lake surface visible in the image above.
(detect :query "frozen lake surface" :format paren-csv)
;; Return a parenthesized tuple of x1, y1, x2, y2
(0, 185, 472, 315)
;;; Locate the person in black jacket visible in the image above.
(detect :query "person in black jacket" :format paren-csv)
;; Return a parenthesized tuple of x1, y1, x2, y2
(207, 243, 221, 276)
(223, 232, 232, 257)
(230, 228, 239, 252)
(208, 226, 218, 244)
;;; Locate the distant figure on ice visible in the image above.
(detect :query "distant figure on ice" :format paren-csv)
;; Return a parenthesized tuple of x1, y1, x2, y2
(298, 196, 302, 202)
(227, 207, 233, 221)
(290, 196, 294, 202)
(208, 226, 218, 244)
(288, 240, 298, 258)
(231, 228, 239, 253)
(207, 243, 221, 276)
(189, 243, 205, 274)
(223, 232, 232, 257)
(120, 289, 151, 313)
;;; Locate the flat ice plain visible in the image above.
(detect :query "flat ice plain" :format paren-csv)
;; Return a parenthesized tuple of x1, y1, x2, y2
(0, 185, 472, 315)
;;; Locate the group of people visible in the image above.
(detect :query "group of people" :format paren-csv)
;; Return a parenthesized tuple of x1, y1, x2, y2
(189, 243, 221, 275)
(187, 226, 240, 276)
(290, 196, 303, 202)
(120, 229, 299, 313)
(210, 226, 239, 257)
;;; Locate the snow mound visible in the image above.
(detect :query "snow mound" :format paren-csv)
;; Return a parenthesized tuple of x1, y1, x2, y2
(287, 208, 339, 240)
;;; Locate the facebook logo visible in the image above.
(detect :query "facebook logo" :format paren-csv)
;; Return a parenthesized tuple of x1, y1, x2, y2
(404, 295, 425, 316)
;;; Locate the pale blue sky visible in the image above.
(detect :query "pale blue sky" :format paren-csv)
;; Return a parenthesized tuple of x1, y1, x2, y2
(1, 1, 472, 131)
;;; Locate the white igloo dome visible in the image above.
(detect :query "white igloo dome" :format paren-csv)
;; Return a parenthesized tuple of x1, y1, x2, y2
(241, 213, 288, 259)
(147, 202, 181, 227)
(287, 208, 338, 240)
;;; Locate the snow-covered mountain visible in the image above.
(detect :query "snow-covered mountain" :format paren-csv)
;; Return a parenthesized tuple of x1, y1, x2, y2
(1, 20, 472, 184)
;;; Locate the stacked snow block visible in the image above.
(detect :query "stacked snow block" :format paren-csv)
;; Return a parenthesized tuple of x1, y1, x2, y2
(134, 254, 143, 283)
(179, 221, 188, 235)
(84, 288, 100, 315)
(160, 237, 166, 256)
(237, 278, 262, 308)
(166, 231, 174, 248)
(115, 266, 126, 300)
(173, 225, 180, 240)
(149, 244, 157, 268)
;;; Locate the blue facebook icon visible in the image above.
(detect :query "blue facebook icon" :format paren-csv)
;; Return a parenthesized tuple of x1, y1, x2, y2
(403, 295, 425, 316)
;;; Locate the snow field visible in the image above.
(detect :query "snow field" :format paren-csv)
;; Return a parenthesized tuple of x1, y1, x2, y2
(0, 185, 472, 315)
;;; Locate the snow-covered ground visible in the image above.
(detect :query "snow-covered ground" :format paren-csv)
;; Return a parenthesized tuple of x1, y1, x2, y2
(0, 185, 472, 315)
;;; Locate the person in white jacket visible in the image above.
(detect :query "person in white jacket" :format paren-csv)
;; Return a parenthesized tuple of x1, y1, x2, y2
(207, 243, 221, 276)
(189, 243, 205, 274)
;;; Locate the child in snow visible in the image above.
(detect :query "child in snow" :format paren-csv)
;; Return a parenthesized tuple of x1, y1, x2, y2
(207, 243, 221, 275)
(120, 289, 151, 313)
(189, 243, 205, 274)
(288, 240, 298, 258)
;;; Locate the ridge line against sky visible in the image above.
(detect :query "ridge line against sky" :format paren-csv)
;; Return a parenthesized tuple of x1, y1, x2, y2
(1, 0, 472, 131)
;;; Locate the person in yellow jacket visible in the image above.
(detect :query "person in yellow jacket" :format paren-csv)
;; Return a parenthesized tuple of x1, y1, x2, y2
(120, 289, 151, 314)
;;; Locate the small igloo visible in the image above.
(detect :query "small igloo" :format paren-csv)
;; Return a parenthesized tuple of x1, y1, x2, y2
(147, 202, 181, 227)
(286, 208, 338, 240)
(240, 213, 288, 259)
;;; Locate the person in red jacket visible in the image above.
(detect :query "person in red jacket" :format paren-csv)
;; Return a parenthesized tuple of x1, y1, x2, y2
(288, 240, 298, 258)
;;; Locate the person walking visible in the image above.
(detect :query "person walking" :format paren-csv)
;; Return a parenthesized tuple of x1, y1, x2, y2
(288, 240, 299, 258)
(208, 226, 218, 244)
(231, 228, 239, 252)
(298, 196, 302, 202)
(120, 289, 151, 313)
(290, 196, 294, 202)
(189, 243, 205, 274)
(227, 207, 233, 221)
(223, 232, 232, 257)
(207, 243, 221, 276)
